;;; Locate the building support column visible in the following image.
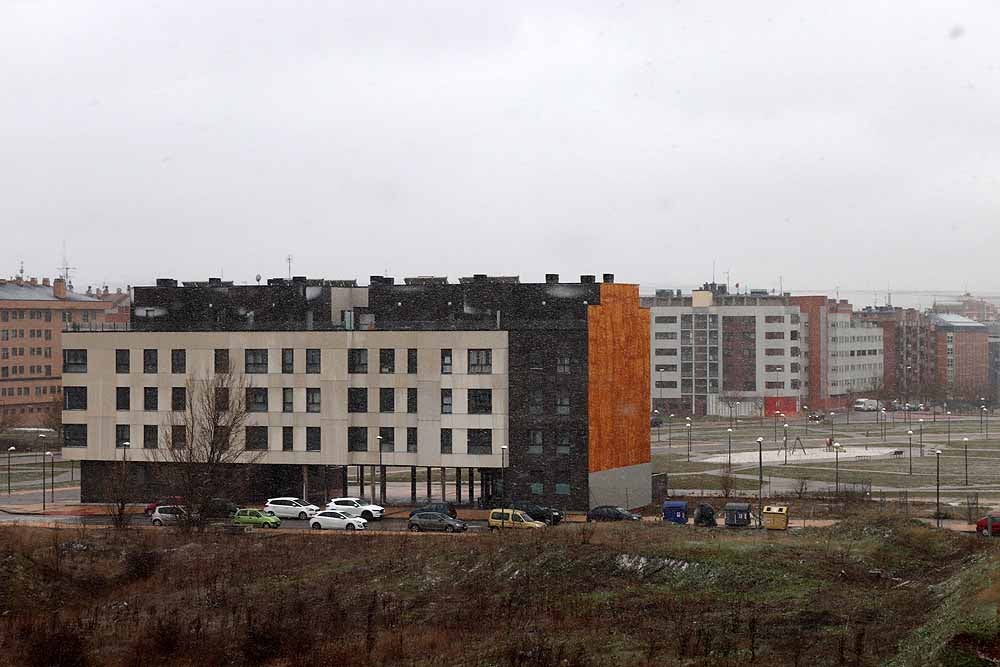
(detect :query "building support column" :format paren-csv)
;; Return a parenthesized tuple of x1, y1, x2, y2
(370, 466, 376, 502)
(302, 464, 309, 502)
(358, 465, 365, 499)
(440, 467, 446, 501)
(468, 468, 475, 505)
(379, 465, 387, 506)
(410, 466, 417, 504)
(426, 467, 432, 501)
(341, 466, 349, 498)
(456, 467, 462, 503)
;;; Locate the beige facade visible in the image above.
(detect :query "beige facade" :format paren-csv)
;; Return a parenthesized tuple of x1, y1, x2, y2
(61, 330, 508, 470)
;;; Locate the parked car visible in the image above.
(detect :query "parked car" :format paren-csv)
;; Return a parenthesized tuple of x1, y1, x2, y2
(408, 502, 458, 519)
(264, 497, 320, 520)
(408, 511, 468, 533)
(976, 513, 1000, 537)
(232, 508, 281, 528)
(651, 415, 663, 427)
(326, 497, 384, 521)
(807, 413, 824, 423)
(150, 505, 187, 526)
(310, 510, 367, 531)
(144, 496, 182, 516)
(508, 500, 563, 525)
(202, 498, 238, 519)
(586, 506, 642, 522)
(487, 509, 545, 531)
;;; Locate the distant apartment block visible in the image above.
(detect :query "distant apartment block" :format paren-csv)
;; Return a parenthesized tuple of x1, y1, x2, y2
(857, 307, 936, 397)
(929, 314, 988, 397)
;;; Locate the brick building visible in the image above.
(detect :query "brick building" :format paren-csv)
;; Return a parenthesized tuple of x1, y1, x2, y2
(857, 307, 935, 398)
(0, 277, 105, 424)
(928, 314, 988, 398)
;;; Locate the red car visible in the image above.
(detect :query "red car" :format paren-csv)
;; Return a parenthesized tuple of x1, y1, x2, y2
(976, 513, 1000, 537)
(144, 496, 182, 516)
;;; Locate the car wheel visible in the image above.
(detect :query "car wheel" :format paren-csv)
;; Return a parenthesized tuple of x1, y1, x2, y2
(362, 511, 373, 520)
(298, 512, 307, 521)
(346, 524, 356, 531)
(982, 528, 991, 537)
(153, 519, 162, 526)
(445, 525, 454, 533)
(409, 524, 421, 532)
(489, 526, 498, 532)
(311, 522, 322, 530)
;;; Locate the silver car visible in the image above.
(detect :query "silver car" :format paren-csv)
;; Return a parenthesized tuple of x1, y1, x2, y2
(150, 505, 186, 526)
(407, 511, 468, 533)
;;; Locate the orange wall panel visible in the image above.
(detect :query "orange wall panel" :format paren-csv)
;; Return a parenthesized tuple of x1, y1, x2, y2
(587, 284, 650, 473)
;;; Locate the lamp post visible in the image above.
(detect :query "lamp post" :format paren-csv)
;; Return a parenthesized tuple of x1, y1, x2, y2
(980, 399, 986, 434)
(727, 428, 733, 468)
(803, 404, 809, 434)
(983, 406, 989, 440)
(833, 442, 842, 496)
(500, 445, 508, 529)
(918, 418, 924, 457)
(376, 435, 385, 505)
(934, 449, 943, 528)
(829, 412, 835, 441)
(6, 446, 13, 495)
(880, 408, 887, 441)
(947, 411, 952, 445)
(668, 414, 674, 448)
(907, 430, 913, 475)
(756, 436, 764, 528)
(685, 423, 692, 462)
(963, 437, 969, 486)
(783, 423, 789, 465)
(45, 451, 54, 504)
(773, 411, 779, 442)
(653, 409, 660, 443)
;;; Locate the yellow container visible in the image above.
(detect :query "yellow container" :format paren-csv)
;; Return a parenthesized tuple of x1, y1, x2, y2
(762, 505, 789, 530)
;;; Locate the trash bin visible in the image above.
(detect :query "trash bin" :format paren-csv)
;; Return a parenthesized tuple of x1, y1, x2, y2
(693, 504, 717, 527)
(661, 500, 688, 525)
(762, 505, 789, 530)
(723, 502, 752, 528)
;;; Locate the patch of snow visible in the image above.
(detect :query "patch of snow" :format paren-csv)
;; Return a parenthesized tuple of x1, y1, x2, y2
(702, 446, 899, 465)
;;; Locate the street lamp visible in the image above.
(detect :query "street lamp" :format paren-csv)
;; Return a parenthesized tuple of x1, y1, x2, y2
(833, 442, 843, 495)
(6, 446, 14, 495)
(803, 404, 809, 434)
(947, 411, 952, 445)
(934, 449, 943, 528)
(783, 423, 789, 465)
(756, 437, 764, 527)
(376, 435, 385, 505)
(726, 428, 733, 468)
(983, 406, 989, 440)
(653, 409, 660, 443)
(907, 430, 913, 475)
(685, 423, 692, 462)
(668, 414, 675, 448)
(500, 445, 508, 529)
(963, 437, 969, 486)
(918, 418, 924, 456)
(829, 412, 836, 441)
(980, 403, 985, 434)
(45, 451, 54, 504)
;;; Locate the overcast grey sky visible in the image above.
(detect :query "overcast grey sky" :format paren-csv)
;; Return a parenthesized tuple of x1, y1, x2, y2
(3, 1, 998, 296)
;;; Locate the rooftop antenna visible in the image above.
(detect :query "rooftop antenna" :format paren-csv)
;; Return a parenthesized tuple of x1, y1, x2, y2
(779, 275, 783, 295)
(18, 259, 25, 279)
(286, 255, 293, 280)
(724, 270, 731, 292)
(712, 259, 716, 285)
(57, 241, 77, 283)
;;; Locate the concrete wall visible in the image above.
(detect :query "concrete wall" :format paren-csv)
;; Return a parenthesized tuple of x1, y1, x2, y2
(587, 462, 651, 510)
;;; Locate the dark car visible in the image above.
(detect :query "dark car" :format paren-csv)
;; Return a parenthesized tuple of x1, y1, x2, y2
(651, 416, 663, 427)
(509, 500, 563, 525)
(408, 502, 458, 519)
(586, 506, 642, 522)
(807, 413, 824, 423)
(408, 511, 468, 533)
(203, 498, 238, 519)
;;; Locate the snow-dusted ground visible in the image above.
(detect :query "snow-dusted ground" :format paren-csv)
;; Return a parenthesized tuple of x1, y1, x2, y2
(702, 446, 901, 465)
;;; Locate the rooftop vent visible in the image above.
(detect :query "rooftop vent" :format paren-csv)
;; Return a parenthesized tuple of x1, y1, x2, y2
(580, 274, 596, 284)
(603, 273, 614, 284)
(155, 278, 178, 288)
(545, 273, 559, 284)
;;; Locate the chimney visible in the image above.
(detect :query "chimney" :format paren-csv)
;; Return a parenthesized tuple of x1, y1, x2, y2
(42, 278, 50, 286)
(53, 278, 67, 299)
(155, 278, 177, 288)
(580, 274, 596, 284)
(603, 273, 615, 284)
(29, 277, 37, 286)
(86, 285, 93, 296)
(545, 273, 559, 284)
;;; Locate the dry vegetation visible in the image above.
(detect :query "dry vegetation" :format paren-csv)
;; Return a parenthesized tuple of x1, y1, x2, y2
(0, 518, 997, 666)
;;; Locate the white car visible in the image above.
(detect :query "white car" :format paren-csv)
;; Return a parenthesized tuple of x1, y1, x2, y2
(263, 497, 320, 520)
(150, 505, 187, 526)
(310, 510, 367, 531)
(326, 497, 384, 521)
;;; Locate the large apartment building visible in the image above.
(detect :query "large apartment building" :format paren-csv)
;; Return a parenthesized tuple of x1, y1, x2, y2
(1, 277, 105, 424)
(62, 273, 650, 511)
(928, 314, 988, 397)
(857, 307, 936, 397)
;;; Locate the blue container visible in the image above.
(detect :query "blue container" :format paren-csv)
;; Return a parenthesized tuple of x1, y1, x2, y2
(661, 500, 688, 525)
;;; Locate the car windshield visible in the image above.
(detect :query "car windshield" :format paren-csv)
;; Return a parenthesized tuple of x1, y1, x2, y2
(614, 507, 627, 513)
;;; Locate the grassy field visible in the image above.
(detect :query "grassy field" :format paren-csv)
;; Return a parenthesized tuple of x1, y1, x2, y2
(0, 518, 997, 666)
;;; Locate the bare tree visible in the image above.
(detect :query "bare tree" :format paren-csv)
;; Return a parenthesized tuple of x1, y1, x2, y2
(41, 397, 63, 447)
(102, 454, 133, 530)
(152, 371, 262, 528)
(719, 467, 735, 498)
(0, 409, 22, 445)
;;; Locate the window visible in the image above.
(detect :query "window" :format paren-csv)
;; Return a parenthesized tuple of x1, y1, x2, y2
(407, 387, 418, 414)
(654, 315, 677, 324)
(245, 349, 268, 373)
(441, 389, 452, 414)
(528, 430, 543, 454)
(529, 482, 543, 495)
(348, 348, 367, 374)
(116, 387, 130, 411)
(655, 381, 678, 389)
(556, 394, 570, 415)
(467, 429, 492, 455)
(765, 348, 784, 356)
(171, 349, 186, 374)
(407, 427, 417, 452)
(214, 349, 230, 373)
(556, 353, 572, 374)
(281, 348, 294, 373)
(64, 386, 87, 410)
(764, 365, 785, 373)
(282, 426, 294, 451)
(379, 348, 395, 374)
(63, 349, 87, 373)
(306, 349, 321, 374)
(555, 483, 571, 495)
(144, 425, 158, 449)
(654, 348, 678, 357)
(116, 424, 130, 448)
(379, 427, 394, 452)
(348, 388, 368, 413)
(348, 426, 368, 452)
(765, 315, 785, 324)
(529, 390, 544, 415)
(557, 433, 572, 455)
(765, 381, 785, 389)
(379, 388, 394, 413)
(144, 387, 158, 411)
(215, 388, 229, 412)
(468, 389, 492, 414)
(528, 349, 544, 370)
(306, 388, 321, 413)
(440, 349, 452, 374)
(440, 428, 453, 454)
(172, 387, 186, 411)
(764, 331, 785, 340)
(63, 424, 87, 448)
(115, 349, 129, 373)
(245, 426, 268, 450)
(247, 388, 268, 412)
(143, 349, 157, 373)
(468, 349, 491, 374)
(283, 388, 293, 413)
(407, 348, 417, 374)
(655, 332, 678, 340)
(306, 427, 321, 452)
